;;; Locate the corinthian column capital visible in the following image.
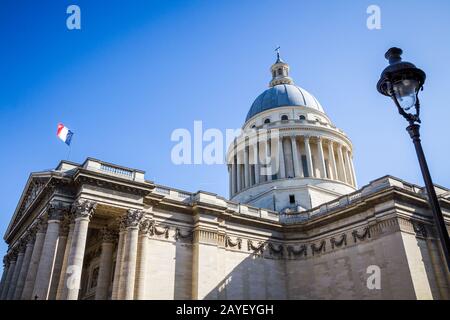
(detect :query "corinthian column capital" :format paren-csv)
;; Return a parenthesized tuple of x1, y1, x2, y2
(71, 199, 97, 220)
(122, 209, 145, 229)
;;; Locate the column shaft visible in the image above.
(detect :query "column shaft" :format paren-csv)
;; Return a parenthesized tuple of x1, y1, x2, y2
(328, 142, 338, 180)
(0, 263, 9, 298)
(231, 158, 237, 196)
(95, 236, 115, 300)
(304, 137, 314, 178)
(1, 259, 16, 300)
(48, 232, 68, 300)
(14, 241, 34, 300)
(111, 230, 126, 300)
(290, 136, 301, 177)
(120, 226, 139, 299)
(253, 141, 260, 184)
(65, 215, 90, 300)
(317, 138, 327, 179)
(134, 233, 149, 299)
(349, 154, 358, 188)
(7, 251, 24, 299)
(244, 145, 250, 188)
(56, 223, 74, 300)
(22, 228, 46, 300)
(337, 145, 349, 184)
(236, 153, 242, 192)
(278, 137, 286, 179)
(32, 218, 61, 300)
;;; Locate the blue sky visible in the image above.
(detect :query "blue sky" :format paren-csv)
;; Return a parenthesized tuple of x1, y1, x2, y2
(1, 0, 450, 261)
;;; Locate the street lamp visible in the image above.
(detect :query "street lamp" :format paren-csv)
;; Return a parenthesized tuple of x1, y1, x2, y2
(377, 47, 450, 272)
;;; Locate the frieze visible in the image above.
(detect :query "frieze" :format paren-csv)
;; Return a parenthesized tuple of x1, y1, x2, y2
(149, 221, 170, 239)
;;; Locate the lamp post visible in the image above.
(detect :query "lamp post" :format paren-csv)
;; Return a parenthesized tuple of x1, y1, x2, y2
(377, 47, 450, 272)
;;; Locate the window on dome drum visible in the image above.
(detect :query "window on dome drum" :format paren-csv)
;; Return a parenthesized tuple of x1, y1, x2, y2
(277, 68, 283, 75)
(299, 115, 306, 120)
(281, 115, 289, 121)
(289, 194, 295, 204)
(251, 124, 256, 128)
(264, 118, 271, 124)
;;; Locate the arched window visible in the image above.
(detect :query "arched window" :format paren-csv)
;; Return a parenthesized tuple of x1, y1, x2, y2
(264, 118, 271, 124)
(299, 115, 306, 120)
(251, 124, 256, 129)
(277, 68, 283, 76)
(281, 115, 288, 121)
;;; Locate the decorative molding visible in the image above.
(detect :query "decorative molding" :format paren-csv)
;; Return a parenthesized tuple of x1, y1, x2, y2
(225, 236, 242, 250)
(247, 240, 265, 255)
(352, 227, 371, 243)
(139, 218, 152, 235)
(311, 240, 326, 256)
(286, 244, 307, 258)
(330, 234, 347, 249)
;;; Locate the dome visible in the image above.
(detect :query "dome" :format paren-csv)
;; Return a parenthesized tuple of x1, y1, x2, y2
(246, 84, 324, 121)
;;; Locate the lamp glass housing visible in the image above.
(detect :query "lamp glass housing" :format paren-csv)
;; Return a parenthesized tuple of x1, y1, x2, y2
(392, 78, 420, 111)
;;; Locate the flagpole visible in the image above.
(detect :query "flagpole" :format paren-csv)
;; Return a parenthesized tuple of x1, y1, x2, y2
(67, 145, 72, 161)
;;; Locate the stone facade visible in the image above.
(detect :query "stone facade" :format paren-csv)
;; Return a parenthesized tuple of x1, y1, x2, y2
(0, 157, 449, 300)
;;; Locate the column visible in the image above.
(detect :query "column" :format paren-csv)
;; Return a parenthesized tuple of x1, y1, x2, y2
(48, 221, 70, 300)
(231, 157, 237, 196)
(55, 219, 75, 300)
(7, 245, 25, 299)
(134, 219, 150, 300)
(1, 255, 16, 300)
(328, 141, 338, 180)
(290, 136, 301, 178)
(95, 228, 116, 300)
(349, 153, 358, 188)
(253, 140, 260, 184)
(344, 148, 354, 187)
(0, 258, 9, 298)
(278, 136, 286, 179)
(14, 234, 35, 300)
(119, 209, 144, 300)
(244, 144, 250, 188)
(111, 226, 126, 300)
(337, 145, 349, 184)
(236, 152, 242, 192)
(266, 138, 272, 182)
(317, 137, 327, 179)
(33, 203, 66, 300)
(21, 219, 47, 300)
(304, 136, 314, 178)
(65, 199, 96, 300)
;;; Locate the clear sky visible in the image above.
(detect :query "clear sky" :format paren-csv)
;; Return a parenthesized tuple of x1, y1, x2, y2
(1, 0, 450, 262)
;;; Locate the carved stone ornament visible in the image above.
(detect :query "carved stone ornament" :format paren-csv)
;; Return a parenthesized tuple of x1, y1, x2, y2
(247, 240, 265, 255)
(175, 228, 193, 241)
(71, 199, 97, 220)
(412, 221, 428, 238)
(121, 209, 145, 228)
(139, 218, 152, 234)
(148, 221, 169, 238)
(34, 216, 48, 234)
(352, 227, 371, 243)
(311, 241, 326, 256)
(225, 236, 242, 250)
(101, 227, 117, 243)
(268, 243, 284, 257)
(286, 244, 307, 258)
(330, 234, 347, 249)
(47, 201, 69, 221)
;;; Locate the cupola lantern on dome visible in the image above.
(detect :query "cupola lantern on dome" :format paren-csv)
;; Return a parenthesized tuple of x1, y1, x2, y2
(270, 47, 294, 87)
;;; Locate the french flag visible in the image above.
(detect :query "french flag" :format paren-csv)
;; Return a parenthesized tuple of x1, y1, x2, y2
(56, 123, 74, 146)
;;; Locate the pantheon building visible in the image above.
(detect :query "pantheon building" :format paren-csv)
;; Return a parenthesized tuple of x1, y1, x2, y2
(1, 55, 449, 300)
